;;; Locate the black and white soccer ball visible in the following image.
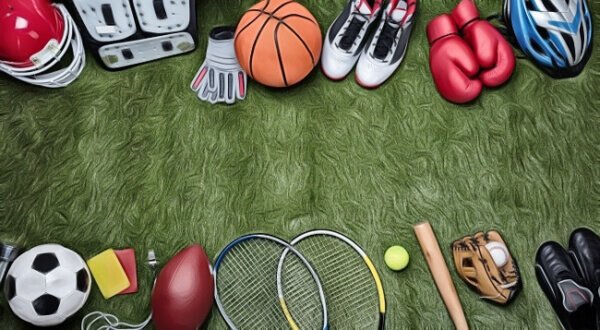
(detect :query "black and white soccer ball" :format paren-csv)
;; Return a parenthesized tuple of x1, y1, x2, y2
(3, 244, 91, 327)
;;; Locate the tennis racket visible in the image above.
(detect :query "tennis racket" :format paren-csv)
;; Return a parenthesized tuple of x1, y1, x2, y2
(213, 234, 328, 330)
(278, 230, 386, 329)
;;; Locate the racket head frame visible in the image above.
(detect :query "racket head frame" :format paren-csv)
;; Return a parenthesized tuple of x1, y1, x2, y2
(213, 233, 329, 330)
(280, 229, 386, 330)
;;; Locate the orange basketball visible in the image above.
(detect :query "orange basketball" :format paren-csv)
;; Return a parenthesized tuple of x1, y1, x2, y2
(235, 0, 322, 88)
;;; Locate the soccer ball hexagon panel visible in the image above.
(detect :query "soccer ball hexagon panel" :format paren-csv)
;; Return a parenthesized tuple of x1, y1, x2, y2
(3, 244, 91, 327)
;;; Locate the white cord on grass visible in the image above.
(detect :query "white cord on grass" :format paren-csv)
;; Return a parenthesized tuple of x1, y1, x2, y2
(81, 311, 152, 330)
(82, 250, 159, 330)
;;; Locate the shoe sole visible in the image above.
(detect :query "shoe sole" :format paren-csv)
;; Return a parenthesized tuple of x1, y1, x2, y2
(355, 74, 382, 89)
(321, 62, 351, 81)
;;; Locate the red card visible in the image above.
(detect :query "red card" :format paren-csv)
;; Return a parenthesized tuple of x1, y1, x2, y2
(114, 249, 138, 295)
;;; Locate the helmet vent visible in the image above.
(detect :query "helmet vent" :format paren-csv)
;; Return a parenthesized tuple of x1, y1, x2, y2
(530, 38, 546, 55)
(537, 26, 550, 40)
(541, 0, 558, 12)
(525, 0, 536, 11)
(549, 42, 562, 58)
(562, 32, 576, 57)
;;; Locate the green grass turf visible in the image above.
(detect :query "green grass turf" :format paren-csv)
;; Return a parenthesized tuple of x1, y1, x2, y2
(1, 0, 600, 328)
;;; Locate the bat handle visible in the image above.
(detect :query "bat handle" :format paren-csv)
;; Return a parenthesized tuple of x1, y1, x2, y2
(453, 316, 469, 330)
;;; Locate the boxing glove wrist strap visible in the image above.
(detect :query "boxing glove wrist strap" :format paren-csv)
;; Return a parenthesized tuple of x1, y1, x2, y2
(427, 14, 459, 45)
(451, 0, 480, 29)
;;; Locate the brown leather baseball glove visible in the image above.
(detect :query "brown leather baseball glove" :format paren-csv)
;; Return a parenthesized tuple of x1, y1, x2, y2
(452, 230, 521, 304)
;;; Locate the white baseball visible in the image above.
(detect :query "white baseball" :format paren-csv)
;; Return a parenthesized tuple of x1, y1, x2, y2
(485, 242, 509, 267)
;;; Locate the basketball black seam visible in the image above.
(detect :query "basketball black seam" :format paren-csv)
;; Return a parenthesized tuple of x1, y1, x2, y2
(245, 9, 316, 23)
(274, 23, 289, 87)
(235, 0, 271, 43)
(279, 17, 317, 64)
(243, 0, 295, 18)
(248, 0, 296, 80)
(279, 13, 317, 23)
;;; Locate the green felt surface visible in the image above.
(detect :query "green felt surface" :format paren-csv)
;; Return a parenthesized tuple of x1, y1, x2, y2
(1, 0, 599, 328)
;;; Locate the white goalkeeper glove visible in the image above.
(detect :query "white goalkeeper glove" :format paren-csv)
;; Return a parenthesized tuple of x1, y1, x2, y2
(190, 26, 247, 105)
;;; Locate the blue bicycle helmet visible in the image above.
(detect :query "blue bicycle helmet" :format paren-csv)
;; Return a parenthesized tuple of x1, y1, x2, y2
(503, 0, 593, 78)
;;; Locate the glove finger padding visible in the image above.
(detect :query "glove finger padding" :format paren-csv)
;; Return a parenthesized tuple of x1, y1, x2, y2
(234, 70, 247, 102)
(194, 67, 218, 104)
(452, 230, 521, 304)
(191, 64, 209, 93)
(190, 26, 247, 105)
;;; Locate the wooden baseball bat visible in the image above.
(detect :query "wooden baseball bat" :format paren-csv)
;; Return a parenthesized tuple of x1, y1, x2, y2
(414, 222, 469, 330)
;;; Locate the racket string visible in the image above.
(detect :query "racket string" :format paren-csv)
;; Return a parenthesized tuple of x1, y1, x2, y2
(215, 236, 326, 329)
(219, 240, 281, 326)
(281, 254, 323, 327)
(221, 242, 282, 323)
(291, 235, 382, 328)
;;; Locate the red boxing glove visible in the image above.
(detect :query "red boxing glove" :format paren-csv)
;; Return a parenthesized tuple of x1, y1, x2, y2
(451, 0, 515, 87)
(427, 14, 482, 104)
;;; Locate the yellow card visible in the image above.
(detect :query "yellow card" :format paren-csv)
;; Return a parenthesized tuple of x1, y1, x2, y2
(87, 249, 130, 299)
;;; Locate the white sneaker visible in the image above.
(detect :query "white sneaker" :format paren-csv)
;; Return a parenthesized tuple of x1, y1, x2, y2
(355, 0, 416, 88)
(321, 0, 383, 80)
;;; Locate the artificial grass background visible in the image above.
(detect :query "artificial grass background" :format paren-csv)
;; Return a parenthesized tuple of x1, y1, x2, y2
(1, 0, 599, 328)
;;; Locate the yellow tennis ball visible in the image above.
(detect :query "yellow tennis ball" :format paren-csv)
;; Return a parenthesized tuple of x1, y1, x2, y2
(385, 245, 409, 271)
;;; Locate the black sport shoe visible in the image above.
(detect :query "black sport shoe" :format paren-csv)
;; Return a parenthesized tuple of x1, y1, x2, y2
(569, 228, 600, 327)
(536, 241, 598, 330)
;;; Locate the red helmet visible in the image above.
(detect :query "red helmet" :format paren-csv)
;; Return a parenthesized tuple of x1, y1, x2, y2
(0, 0, 85, 88)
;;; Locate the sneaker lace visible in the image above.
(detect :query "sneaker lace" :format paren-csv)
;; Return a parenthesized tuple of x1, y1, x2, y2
(373, 20, 400, 60)
(339, 13, 368, 50)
